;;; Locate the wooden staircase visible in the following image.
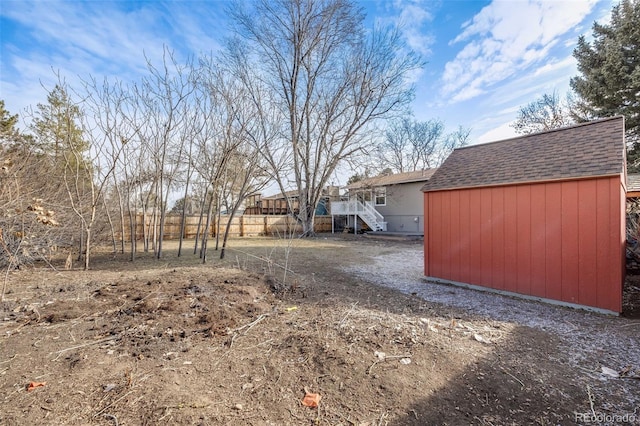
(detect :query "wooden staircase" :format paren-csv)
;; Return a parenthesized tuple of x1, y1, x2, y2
(331, 200, 387, 231)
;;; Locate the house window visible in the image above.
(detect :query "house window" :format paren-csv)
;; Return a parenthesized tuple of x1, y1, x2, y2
(374, 188, 386, 206)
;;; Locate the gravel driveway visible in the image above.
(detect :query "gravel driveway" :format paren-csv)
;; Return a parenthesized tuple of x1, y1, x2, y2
(343, 244, 640, 412)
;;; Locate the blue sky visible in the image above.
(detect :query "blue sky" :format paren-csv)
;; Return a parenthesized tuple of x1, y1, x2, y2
(0, 0, 614, 144)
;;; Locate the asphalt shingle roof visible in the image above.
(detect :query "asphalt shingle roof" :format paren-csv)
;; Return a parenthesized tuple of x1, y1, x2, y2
(422, 116, 625, 192)
(346, 169, 437, 190)
(628, 173, 640, 193)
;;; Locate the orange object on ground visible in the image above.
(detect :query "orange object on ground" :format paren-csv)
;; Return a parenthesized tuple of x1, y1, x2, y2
(26, 381, 46, 391)
(301, 392, 321, 408)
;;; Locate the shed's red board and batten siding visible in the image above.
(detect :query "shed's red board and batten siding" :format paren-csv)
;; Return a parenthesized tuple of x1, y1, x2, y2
(422, 117, 626, 313)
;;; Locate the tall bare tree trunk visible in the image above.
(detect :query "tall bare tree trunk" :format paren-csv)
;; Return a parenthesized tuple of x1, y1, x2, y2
(193, 192, 207, 255)
(220, 202, 242, 260)
(200, 192, 215, 263)
(77, 229, 84, 262)
(142, 208, 149, 252)
(102, 196, 117, 254)
(215, 193, 222, 251)
(128, 208, 136, 261)
(84, 227, 92, 270)
(114, 178, 126, 254)
(177, 165, 192, 257)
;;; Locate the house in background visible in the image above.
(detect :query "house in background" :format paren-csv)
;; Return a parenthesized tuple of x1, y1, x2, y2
(332, 169, 436, 233)
(626, 173, 640, 198)
(244, 191, 300, 215)
(422, 116, 626, 314)
(625, 173, 640, 264)
(244, 186, 340, 216)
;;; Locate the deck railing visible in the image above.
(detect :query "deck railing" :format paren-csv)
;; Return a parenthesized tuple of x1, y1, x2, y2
(331, 200, 386, 231)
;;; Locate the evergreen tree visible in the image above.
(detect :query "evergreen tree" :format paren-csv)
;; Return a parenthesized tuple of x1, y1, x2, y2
(31, 85, 87, 162)
(570, 0, 640, 169)
(0, 100, 19, 140)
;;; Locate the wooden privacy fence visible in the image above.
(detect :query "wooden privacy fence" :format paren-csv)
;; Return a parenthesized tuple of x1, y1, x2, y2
(120, 214, 333, 241)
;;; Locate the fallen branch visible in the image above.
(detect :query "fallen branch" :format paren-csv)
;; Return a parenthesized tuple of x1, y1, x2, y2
(37, 253, 59, 272)
(51, 335, 119, 359)
(501, 367, 525, 390)
(367, 354, 412, 374)
(228, 314, 270, 349)
(338, 303, 359, 328)
(6, 320, 31, 336)
(231, 313, 269, 334)
(367, 360, 380, 375)
(617, 322, 640, 328)
(93, 390, 135, 418)
(587, 385, 596, 417)
(0, 354, 17, 364)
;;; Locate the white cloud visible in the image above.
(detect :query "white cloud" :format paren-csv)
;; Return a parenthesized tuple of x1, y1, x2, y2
(376, 0, 436, 56)
(3, 2, 162, 71)
(0, 1, 227, 117)
(441, 0, 598, 103)
(397, 3, 434, 55)
(403, 28, 435, 57)
(460, 66, 574, 142)
(476, 121, 518, 144)
(162, 3, 226, 55)
(450, 85, 485, 103)
(532, 56, 575, 77)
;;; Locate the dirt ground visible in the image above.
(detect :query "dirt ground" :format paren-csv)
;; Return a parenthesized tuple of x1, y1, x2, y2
(1, 236, 639, 425)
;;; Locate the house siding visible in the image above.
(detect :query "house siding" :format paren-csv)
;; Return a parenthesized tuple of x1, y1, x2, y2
(376, 181, 425, 232)
(424, 176, 624, 313)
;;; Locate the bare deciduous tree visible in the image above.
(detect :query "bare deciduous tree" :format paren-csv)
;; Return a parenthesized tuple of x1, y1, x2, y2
(511, 91, 573, 135)
(61, 79, 128, 269)
(136, 47, 196, 259)
(229, 0, 421, 236)
(190, 61, 249, 262)
(377, 117, 470, 173)
(379, 118, 441, 172)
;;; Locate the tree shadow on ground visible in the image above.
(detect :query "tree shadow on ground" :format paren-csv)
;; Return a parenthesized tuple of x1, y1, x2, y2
(387, 324, 595, 425)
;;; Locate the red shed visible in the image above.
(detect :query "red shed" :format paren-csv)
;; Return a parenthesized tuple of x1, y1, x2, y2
(422, 117, 626, 314)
